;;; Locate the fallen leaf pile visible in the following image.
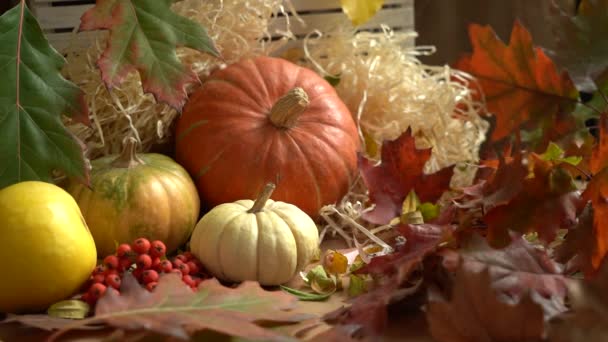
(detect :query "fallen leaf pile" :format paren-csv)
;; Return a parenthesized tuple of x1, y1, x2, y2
(314, 1, 608, 340)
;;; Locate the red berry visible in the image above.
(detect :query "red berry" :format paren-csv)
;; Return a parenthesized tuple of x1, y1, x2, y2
(88, 283, 107, 300)
(152, 257, 161, 270)
(172, 258, 184, 268)
(175, 254, 188, 263)
(119, 256, 133, 272)
(192, 276, 203, 287)
(81, 292, 96, 306)
(103, 255, 120, 270)
(146, 282, 158, 291)
(132, 238, 151, 254)
(150, 240, 167, 258)
(182, 275, 195, 287)
(186, 261, 199, 275)
(92, 273, 105, 284)
(183, 251, 194, 261)
(116, 243, 132, 257)
(105, 273, 122, 289)
(142, 270, 159, 284)
(158, 260, 173, 273)
(93, 265, 106, 275)
(132, 268, 144, 281)
(177, 263, 190, 275)
(136, 254, 153, 270)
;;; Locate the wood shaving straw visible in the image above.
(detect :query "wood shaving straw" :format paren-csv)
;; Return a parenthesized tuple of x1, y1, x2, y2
(300, 25, 489, 248)
(62, 0, 296, 159)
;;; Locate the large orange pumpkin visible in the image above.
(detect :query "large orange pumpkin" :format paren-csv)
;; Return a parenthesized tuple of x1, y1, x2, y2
(175, 56, 360, 218)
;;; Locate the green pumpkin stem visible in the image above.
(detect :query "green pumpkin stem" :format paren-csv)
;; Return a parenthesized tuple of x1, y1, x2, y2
(111, 137, 145, 168)
(268, 87, 309, 129)
(248, 183, 276, 213)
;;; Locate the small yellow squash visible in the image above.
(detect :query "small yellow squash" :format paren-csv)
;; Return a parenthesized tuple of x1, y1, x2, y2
(67, 137, 200, 257)
(190, 183, 319, 285)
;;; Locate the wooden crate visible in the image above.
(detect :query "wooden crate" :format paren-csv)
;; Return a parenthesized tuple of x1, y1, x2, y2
(29, 0, 413, 53)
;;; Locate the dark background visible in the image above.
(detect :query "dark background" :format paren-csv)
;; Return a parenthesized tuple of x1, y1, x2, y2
(1, 0, 581, 66)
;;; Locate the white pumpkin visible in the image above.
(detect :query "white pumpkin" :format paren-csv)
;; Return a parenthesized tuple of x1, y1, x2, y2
(190, 183, 319, 285)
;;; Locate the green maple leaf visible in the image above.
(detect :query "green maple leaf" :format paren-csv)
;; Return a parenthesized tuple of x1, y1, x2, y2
(0, 2, 89, 190)
(79, 0, 220, 110)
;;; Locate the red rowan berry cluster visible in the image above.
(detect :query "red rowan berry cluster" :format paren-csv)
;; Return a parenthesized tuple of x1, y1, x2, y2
(80, 238, 208, 306)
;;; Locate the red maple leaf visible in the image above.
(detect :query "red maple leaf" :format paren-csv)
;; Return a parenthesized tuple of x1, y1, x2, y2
(455, 20, 579, 144)
(581, 113, 608, 272)
(359, 128, 454, 224)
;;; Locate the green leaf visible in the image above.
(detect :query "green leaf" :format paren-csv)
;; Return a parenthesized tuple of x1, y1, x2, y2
(47, 300, 90, 320)
(303, 265, 337, 295)
(340, 0, 385, 26)
(0, 3, 90, 190)
(280, 285, 332, 302)
(347, 275, 367, 297)
(540, 142, 582, 166)
(419, 202, 440, 222)
(79, 0, 220, 110)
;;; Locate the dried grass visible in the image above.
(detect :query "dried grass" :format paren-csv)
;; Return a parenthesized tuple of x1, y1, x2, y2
(62, 0, 296, 159)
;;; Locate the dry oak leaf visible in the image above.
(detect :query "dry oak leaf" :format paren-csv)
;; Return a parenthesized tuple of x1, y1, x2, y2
(455, 20, 579, 143)
(79, 0, 220, 110)
(548, 257, 608, 342)
(442, 234, 571, 299)
(555, 204, 596, 277)
(321, 224, 452, 336)
(426, 267, 545, 342)
(581, 113, 608, 272)
(48, 273, 311, 342)
(359, 127, 454, 224)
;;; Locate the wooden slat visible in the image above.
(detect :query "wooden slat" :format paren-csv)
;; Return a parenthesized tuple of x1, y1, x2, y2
(288, 0, 410, 12)
(270, 6, 413, 36)
(45, 31, 101, 52)
(35, 4, 92, 29)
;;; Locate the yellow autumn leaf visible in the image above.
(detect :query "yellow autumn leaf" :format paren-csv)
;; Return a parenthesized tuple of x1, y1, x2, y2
(340, 0, 385, 26)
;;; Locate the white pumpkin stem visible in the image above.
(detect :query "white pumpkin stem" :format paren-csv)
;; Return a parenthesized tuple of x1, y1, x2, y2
(111, 137, 145, 168)
(268, 87, 309, 129)
(248, 183, 276, 213)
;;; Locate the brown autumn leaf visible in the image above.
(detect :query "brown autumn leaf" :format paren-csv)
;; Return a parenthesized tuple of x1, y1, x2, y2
(483, 153, 582, 247)
(426, 267, 546, 342)
(46, 273, 311, 342)
(441, 234, 571, 299)
(548, 257, 608, 342)
(320, 223, 452, 336)
(359, 127, 455, 224)
(555, 204, 596, 277)
(581, 113, 608, 273)
(455, 20, 579, 144)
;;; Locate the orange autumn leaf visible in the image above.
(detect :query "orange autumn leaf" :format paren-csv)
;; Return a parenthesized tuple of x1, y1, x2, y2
(455, 21, 579, 143)
(582, 113, 608, 271)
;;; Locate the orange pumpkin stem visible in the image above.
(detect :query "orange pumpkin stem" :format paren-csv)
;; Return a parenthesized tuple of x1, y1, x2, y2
(248, 183, 276, 213)
(268, 87, 309, 129)
(111, 137, 145, 168)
